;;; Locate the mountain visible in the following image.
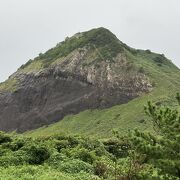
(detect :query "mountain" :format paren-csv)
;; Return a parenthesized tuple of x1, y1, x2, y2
(0, 27, 180, 135)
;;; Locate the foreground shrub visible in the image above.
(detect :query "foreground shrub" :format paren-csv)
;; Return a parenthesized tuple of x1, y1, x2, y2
(27, 145, 50, 165)
(56, 140, 69, 152)
(71, 148, 97, 164)
(3, 138, 25, 151)
(93, 161, 108, 178)
(0, 150, 27, 167)
(46, 152, 68, 167)
(130, 95, 180, 179)
(103, 138, 130, 158)
(59, 159, 93, 174)
(0, 131, 12, 144)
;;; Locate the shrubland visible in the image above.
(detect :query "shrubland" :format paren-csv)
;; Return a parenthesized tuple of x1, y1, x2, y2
(0, 94, 179, 179)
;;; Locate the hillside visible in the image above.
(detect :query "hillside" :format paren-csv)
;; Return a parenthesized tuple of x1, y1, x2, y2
(0, 96, 180, 179)
(27, 49, 180, 138)
(0, 27, 180, 135)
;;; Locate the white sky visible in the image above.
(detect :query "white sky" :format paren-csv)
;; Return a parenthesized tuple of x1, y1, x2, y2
(0, 0, 179, 82)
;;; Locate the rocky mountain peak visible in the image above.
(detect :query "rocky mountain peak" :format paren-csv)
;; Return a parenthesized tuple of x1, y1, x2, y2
(1, 27, 176, 132)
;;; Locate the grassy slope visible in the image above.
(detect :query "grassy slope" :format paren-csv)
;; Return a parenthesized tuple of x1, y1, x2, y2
(26, 49, 180, 138)
(0, 78, 17, 92)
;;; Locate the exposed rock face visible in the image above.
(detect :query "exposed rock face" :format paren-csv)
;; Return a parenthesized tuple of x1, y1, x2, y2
(0, 28, 152, 132)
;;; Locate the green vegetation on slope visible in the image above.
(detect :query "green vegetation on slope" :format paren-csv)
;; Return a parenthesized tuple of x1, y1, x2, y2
(26, 46, 180, 138)
(19, 27, 123, 72)
(1, 96, 180, 179)
(0, 78, 17, 92)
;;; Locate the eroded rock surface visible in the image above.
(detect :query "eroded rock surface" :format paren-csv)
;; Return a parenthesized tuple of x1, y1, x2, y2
(0, 28, 152, 132)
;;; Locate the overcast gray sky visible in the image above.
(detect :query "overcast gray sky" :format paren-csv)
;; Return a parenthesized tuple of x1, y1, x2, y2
(0, 0, 179, 82)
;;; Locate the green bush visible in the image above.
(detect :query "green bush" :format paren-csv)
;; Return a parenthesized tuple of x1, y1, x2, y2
(0, 131, 12, 144)
(94, 161, 108, 178)
(153, 55, 165, 66)
(103, 139, 129, 158)
(0, 150, 27, 167)
(72, 148, 96, 164)
(59, 159, 93, 174)
(46, 152, 68, 167)
(27, 145, 50, 165)
(66, 136, 79, 148)
(56, 140, 69, 152)
(3, 138, 25, 151)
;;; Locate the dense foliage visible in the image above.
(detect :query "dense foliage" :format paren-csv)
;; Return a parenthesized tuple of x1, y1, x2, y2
(128, 94, 180, 179)
(0, 132, 126, 179)
(0, 94, 179, 179)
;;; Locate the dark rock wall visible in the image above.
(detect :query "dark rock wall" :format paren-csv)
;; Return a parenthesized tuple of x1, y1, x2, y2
(0, 51, 152, 132)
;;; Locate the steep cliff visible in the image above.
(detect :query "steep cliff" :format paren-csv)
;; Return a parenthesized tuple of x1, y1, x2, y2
(0, 27, 178, 132)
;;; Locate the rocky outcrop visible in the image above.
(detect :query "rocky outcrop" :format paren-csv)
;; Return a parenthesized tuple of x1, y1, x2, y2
(0, 28, 152, 132)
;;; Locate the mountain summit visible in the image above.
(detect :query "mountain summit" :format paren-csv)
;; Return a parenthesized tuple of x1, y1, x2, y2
(0, 27, 179, 132)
